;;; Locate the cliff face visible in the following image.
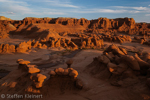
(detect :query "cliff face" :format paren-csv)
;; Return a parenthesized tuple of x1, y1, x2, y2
(0, 17, 149, 38)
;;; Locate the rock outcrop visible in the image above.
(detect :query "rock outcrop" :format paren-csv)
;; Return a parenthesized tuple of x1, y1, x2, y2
(85, 44, 150, 88)
(0, 17, 149, 39)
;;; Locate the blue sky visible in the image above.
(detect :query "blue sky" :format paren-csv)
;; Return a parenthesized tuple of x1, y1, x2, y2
(0, 0, 150, 22)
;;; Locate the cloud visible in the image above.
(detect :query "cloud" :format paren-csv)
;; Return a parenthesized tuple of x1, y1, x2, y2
(112, 6, 150, 14)
(33, 0, 80, 8)
(145, 14, 150, 16)
(0, 0, 32, 14)
(0, 11, 15, 14)
(0, 0, 67, 16)
(114, 6, 147, 10)
(149, 5, 150, 6)
(71, 9, 128, 13)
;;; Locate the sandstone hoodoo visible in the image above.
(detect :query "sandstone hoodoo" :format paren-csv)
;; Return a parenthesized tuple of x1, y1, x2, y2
(85, 44, 150, 88)
(66, 59, 73, 68)
(0, 16, 150, 100)
(0, 59, 83, 94)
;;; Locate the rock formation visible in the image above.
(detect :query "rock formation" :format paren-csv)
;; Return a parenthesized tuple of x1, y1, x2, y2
(85, 44, 150, 87)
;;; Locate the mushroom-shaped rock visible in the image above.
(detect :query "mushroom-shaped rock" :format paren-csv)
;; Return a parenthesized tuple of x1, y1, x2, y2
(28, 67, 40, 74)
(16, 59, 24, 63)
(55, 68, 64, 75)
(27, 65, 40, 74)
(48, 70, 56, 76)
(34, 74, 47, 88)
(69, 69, 78, 78)
(36, 74, 47, 82)
(66, 59, 73, 68)
(19, 60, 30, 65)
(120, 55, 140, 71)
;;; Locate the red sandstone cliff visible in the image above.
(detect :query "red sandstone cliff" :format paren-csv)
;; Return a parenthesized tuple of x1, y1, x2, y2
(0, 17, 150, 39)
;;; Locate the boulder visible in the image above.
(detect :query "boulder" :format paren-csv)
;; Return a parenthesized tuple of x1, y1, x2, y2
(98, 55, 110, 64)
(66, 59, 73, 68)
(2, 44, 9, 53)
(54, 68, 64, 75)
(69, 69, 78, 78)
(36, 74, 47, 82)
(9, 45, 15, 53)
(28, 67, 40, 74)
(19, 60, 30, 65)
(32, 74, 47, 88)
(120, 55, 140, 71)
(48, 70, 56, 76)
(140, 39, 145, 44)
(134, 53, 150, 69)
(16, 59, 24, 63)
(134, 53, 150, 75)
(63, 69, 69, 75)
(105, 44, 125, 56)
(16, 42, 30, 53)
(117, 63, 128, 74)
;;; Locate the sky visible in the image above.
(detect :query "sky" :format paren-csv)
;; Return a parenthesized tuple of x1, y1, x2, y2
(0, 0, 150, 22)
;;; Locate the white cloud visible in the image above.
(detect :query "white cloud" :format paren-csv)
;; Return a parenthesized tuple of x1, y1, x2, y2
(113, 6, 148, 10)
(33, 0, 79, 8)
(71, 9, 127, 13)
(0, 0, 67, 15)
(132, 7, 147, 10)
(149, 5, 150, 6)
(0, 0, 31, 14)
(112, 6, 150, 14)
